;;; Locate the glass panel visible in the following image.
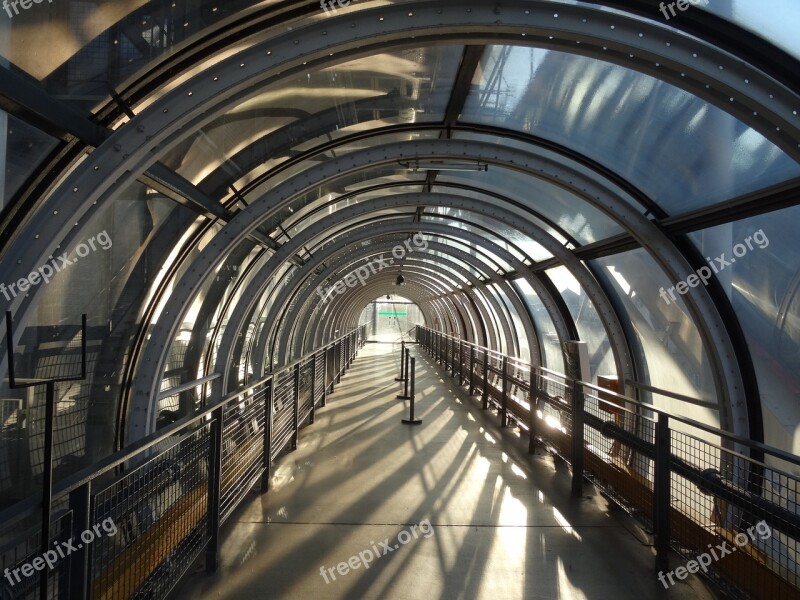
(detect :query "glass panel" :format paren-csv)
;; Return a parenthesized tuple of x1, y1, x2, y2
(165, 46, 462, 185)
(700, 1, 800, 62)
(0, 0, 271, 113)
(426, 208, 553, 262)
(0, 112, 59, 207)
(0, 182, 195, 500)
(359, 298, 425, 342)
(514, 277, 564, 373)
(545, 266, 615, 381)
(688, 209, 800, 453)
(462, 46, 800, 215)
(591, 250, 720, 429)
(436, 168, 622, 245)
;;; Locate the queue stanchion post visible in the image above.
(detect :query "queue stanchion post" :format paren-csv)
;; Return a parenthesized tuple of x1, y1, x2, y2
(395, 341, 406, 381)
(397, 348, 411, 399)
(402, 357, 422, 425)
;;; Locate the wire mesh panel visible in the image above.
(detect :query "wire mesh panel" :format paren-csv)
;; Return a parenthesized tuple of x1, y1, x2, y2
(271, 370, 295, 460)
(582, 386, 657, 529)
(314, 351, 325, 405)
(220, 385, 267, 522)
(506, 359, 532, 428)
(534, 370, 573, 460)
(90, 426, 211, 600)
(0, 510, 72, 600)
(298, 360, 314, 423)
(668, 431, 800, 600)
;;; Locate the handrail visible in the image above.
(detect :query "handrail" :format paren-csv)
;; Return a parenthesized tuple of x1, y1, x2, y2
(418, 325, 799, 468)
(417, 324, 800, 600)
(0, 326, 363, 532)
(158, 372, 221, 400)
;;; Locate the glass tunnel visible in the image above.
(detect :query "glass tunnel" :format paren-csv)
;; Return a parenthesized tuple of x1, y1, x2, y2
(0, 1, 799, 599)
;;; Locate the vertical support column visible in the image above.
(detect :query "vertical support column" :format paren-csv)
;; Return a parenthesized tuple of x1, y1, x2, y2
(206, 405, 224, 572)
(68, 482, 91, 599)
(310, 354, 317, 425)
(261, 380, 274, 493)
(654, 413, 672, 573)
(481, 351, 489, 409)
(469, 345, 476, 395)
(336, 340, 342, 383)
(292, 363, 300, 450)
(39, 380, 56, 600)
(321, 351, 328, 407)
(501, 356, 509, 427)
(459, 341, 465, 385)
(528, 368, 538, 454)
(571, 379, 585, 497)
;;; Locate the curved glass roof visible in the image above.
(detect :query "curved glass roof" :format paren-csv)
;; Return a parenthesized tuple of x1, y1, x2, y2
(1, 0, 800, 497)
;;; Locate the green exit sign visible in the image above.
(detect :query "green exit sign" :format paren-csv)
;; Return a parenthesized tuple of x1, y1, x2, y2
(379, 311, 407, 316)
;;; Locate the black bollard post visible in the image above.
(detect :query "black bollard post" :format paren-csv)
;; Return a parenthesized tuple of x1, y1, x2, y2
(395, 341, 406, 381)
(402, 357, 422, 425)
(397, 348, 411, 399)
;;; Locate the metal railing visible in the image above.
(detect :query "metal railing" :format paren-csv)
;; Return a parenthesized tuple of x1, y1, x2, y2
(0, 324, 367, 600)
(416, 325, 800, 600)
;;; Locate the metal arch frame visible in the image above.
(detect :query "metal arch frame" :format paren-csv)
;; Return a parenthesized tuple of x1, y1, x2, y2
(269, 241, 513, 364)
(276, 234, 496, 356)
(302, 254, 485, 353)
(315, 273, 459, 341)
(311, 269, 469, 348)
(262, 221, 541, 366)
(127, 146, 643, 440)
(9, 2, 785, 438)
(207, 201, 538, 388)
(314, 269, 466, 342)
(297, 219, 579, 361)
(5, 0, 800, 302)
(245, 140, 748, 433)
(280, 241, 531, 364)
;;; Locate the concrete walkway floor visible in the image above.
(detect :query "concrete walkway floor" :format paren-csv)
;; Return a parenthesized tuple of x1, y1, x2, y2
(175, 343, 717, 600)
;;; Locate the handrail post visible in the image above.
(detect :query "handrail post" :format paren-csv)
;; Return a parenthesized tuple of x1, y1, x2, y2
(654, 413, 671, 573)
(310, 353, 317, 425)
(450, 338, 456, 377)
(292, 363, 300, 449)
(501, 356, 509, 427)
(469, 345, 476, 395)
(528, 369, 537, 454)
(482, 351, 489, 409)
(206, 405, 224, 572)
(571, 379, 585, 497)
(459, 340, 465, 385)
(68, 481, 91, 599)
(401, 357, 422, 425)
(336, 340, 344, 383)
(261, 379, 274, 493)
(39, 380, 56, 600)
(321, 348, 329, 405)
